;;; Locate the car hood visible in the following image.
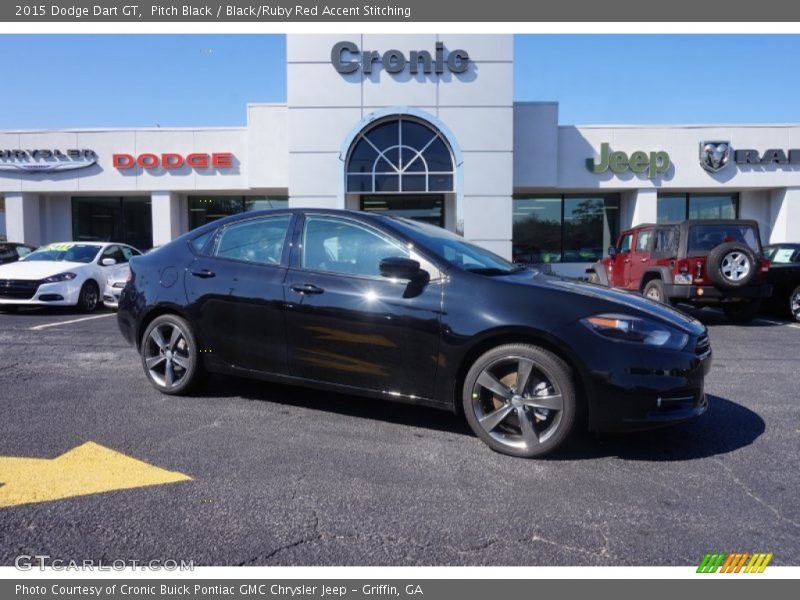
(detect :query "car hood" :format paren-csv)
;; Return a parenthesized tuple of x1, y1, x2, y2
(505, 270, 706, 336)
(0, 260, 88, 280)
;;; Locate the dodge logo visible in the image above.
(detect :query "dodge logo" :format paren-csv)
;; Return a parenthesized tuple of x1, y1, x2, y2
(699, 141, 732, 173)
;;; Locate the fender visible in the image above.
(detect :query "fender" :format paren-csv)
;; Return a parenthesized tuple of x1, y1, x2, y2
(586, 262, 609, 286)
(640, 266, 674, 288)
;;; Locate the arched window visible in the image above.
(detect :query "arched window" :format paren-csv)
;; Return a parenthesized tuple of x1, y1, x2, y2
(346, 116, 455, 194)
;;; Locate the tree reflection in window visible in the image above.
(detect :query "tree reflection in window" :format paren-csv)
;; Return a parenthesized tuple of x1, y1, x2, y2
(346, 117, 455, 194)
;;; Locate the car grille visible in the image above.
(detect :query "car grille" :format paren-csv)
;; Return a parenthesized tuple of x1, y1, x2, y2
(695, 332, 711, 357)
(0, 279, 42, 300)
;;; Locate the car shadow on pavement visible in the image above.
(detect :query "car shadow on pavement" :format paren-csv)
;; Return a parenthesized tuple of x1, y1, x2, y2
(554, 394, 765, 462)
(198, 374, 474, 436)
(198, 377, 763, 461)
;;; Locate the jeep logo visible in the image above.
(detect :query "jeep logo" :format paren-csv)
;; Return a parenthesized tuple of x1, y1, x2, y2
(588, 143, 670, 179)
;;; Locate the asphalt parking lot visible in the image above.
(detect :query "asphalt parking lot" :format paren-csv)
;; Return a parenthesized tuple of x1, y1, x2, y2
(0, 306, 798, 566)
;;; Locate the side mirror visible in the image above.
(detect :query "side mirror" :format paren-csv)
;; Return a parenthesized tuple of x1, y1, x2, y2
(607, 246, 617, 259)
(379, 256, 423, 280)
(101, 258, 117, 266)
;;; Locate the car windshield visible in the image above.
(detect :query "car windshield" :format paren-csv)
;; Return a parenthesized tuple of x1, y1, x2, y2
(22, 243, 100, 264)
(764, 245, 800, 264)
(389, 218, 523, 275)
(687, 224, 760, 254)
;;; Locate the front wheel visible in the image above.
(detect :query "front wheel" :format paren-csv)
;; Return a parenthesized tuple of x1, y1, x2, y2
(723, 299, 762, 323)
(140, 314, 200, 395)
(462, 344, 577, 458)
(77, 281, 100, 313)
(790, 286, 800, 323)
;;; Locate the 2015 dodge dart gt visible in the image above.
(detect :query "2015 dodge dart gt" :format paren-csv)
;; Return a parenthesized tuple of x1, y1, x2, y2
(117, 209, 712, 457)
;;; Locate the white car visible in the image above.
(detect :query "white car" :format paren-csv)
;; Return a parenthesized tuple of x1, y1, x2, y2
(0, 242, 141, 312)
(103, 263, 131, 310)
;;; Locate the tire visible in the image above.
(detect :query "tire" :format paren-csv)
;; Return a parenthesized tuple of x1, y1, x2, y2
(462, 343, 577, 458)
(77, 280, 100, 313)
(723, 299, 762, 323)
(642, 279, 668, 304)
(140, 314, 201, 395)
(706, 242, 758, 290)
(0, 305, 18, 313)
(790, 286, 800, 323)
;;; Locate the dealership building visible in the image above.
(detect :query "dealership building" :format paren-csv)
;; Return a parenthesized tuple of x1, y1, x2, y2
(2, 34, 800, 277)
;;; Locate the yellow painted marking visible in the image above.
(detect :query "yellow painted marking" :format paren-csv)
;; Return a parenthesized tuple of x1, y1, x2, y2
(758, 553, 773, 573)
(0, 442, 191, 509)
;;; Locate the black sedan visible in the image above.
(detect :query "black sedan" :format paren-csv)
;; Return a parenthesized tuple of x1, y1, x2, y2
(763, 243, 800, 322)
(0, 242, 36, 265)
(118, 209, 712, 458)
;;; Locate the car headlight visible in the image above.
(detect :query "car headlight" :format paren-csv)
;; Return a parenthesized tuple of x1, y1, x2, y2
(44, 272, 77, 283)
(581, 314, 689, 350)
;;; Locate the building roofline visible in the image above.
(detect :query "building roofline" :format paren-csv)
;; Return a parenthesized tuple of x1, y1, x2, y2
(562, 123, 800, 129)
(0, 126, 248, 134)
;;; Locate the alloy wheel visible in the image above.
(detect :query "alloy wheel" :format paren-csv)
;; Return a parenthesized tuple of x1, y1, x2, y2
(792, 289, 800, 321)
(143, 322, 193, 389)
(645, 287, 662, 301)
(720, 251, 751, 282)
(82, 285, 98, 311)
(470, 356, 564, 452)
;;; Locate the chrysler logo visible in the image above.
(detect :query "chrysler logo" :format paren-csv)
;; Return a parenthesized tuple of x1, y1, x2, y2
(699, 141, 732, 173)
(0, 149, 97, 174)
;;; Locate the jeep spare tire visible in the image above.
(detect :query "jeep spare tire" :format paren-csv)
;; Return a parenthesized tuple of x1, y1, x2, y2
(706, 242, 758, 289)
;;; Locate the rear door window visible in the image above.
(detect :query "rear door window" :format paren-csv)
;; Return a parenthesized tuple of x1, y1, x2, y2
(688, 224, 759, 254)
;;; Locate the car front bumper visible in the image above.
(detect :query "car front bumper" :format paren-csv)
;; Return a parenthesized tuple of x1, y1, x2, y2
(664, 283, 772, 302)
(103, 283, 124, 309)
(0, 279, 83, 306)
(555, 321, 712, 432)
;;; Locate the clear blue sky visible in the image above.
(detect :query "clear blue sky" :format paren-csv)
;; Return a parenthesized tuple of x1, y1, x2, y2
(1, 34, 798, 128)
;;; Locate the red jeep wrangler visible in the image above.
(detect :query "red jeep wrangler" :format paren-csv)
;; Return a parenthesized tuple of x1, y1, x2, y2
(586, 219, 772, 322)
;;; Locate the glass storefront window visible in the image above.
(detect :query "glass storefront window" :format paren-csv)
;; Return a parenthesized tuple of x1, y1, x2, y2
(563, 196, 620, 263)
(188, 196, 288, 230)
(72, 196, 153, 250)
(513, 197, 562, 264)
(360, 194, 444, 227)
(513, 195, 619, 264)
(657, 193, 738, 222)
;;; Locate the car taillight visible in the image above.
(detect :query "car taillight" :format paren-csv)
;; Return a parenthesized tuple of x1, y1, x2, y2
(126, 272, 133, 283)
(760, 259, 770, 272)
(674, 259, 693, 284)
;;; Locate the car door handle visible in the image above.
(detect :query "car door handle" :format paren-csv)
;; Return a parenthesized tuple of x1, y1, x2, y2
(190, 269, 215, 278)
(640, 257, 648, 262)
(623, 259, 630, 264)
(291, 283, 324, 295)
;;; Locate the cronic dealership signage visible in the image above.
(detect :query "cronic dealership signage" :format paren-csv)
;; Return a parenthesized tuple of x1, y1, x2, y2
(588, 143, 670, 179)
(0, 149, 97, 173)
(331, 41, 470, 75)
(699, 140, 800, 173)
(112, 152, 234, 169)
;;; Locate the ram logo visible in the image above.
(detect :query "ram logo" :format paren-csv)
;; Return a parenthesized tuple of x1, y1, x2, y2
(699, 141, 732, 173)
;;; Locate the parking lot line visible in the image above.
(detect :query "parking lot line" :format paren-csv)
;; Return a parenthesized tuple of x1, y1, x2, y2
(29, 313, 116, 331)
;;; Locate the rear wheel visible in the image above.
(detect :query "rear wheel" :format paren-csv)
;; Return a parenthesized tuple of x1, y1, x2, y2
(723, 299, 762, 323)
(462, 344, 577, 458)
(141, 314, 200, 395)
(790, 286, 800, 323)
(643, 279, 668, 304)
(77, 281, 99, 313)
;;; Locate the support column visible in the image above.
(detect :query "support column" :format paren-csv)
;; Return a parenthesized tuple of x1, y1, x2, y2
(769, 187, 800, 243)
(4, 192, 41, 246)
(622, 188, 658, 228)
(151, 191, 181, 247)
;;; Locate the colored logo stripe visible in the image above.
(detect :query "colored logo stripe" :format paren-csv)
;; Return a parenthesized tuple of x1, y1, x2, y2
(697, 552, 773, 573)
